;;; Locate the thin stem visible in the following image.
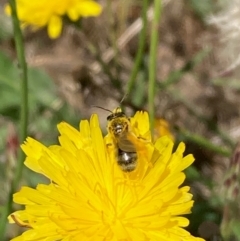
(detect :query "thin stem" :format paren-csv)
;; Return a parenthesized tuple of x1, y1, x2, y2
(127, 0, 149, 95)
(87, 42, 121, 89)
(158, 49, 210, 89)
(179, 128, 231, 157)
(148, 0, 162, 132)
(106, 0, 119, 79)
(0, 0, 28, 238)
(10, 0, 28, 190)
(168, 89, 235, 148)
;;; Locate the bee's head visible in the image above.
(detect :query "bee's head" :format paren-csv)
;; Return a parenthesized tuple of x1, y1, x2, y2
(93, 106, 130, 136)
(107, 107, 126, 121)
(109, 118, 129, 136)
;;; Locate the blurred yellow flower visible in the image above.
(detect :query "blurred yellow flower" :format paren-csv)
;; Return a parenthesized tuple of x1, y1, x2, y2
(9, 112, 204, 241)
(5, 0, 102, 38)
(154, 118, 175, 142)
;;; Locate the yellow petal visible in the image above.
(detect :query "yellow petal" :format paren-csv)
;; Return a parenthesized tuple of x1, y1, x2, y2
(76, 1, 102, 17)
(67, 7, 79, 21)
(47, 15, 62, 39)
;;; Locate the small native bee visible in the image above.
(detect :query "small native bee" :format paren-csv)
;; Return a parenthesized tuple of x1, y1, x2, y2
(106, 107, 137, 172)
(94, 105, 137, 172)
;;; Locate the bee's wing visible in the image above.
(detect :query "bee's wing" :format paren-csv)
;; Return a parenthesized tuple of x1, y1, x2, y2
(118, 138, 136, 152)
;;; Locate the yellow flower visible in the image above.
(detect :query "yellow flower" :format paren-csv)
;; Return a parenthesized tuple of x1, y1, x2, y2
(154, 118, 175, 142)
(5, 0, 102, 39)
(9, 111, 204, 241)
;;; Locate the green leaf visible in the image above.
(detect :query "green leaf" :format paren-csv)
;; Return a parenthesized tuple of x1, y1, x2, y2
(188, 0, 214, 19)
(0, 51, 57, 120)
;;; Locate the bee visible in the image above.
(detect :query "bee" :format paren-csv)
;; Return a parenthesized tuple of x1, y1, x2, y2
(94, 105, 137, 172)
(106, 107, 138, 172)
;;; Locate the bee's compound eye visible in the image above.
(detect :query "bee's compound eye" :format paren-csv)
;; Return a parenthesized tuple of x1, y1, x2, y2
(107, 115, 113, 121)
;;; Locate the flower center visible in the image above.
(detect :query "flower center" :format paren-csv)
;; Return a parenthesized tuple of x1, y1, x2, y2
(102, 209, 118, 226)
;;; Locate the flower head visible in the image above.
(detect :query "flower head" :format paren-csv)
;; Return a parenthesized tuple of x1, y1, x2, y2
(5, 0, 102, 38)
(9, 111, 204, 241)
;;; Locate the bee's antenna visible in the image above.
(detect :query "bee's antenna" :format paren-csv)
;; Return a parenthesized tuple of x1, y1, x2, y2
(92, 105, 113, 113)
(120, 92, 128, 105)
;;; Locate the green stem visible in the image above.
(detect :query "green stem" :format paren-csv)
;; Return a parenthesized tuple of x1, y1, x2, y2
(148, 0, 162, 132)
(168, 89, 235, 148)
(87, 42, 121, 89)
(179, 129, 231, 157)
(0, 0, 28, 238)
(127, 0, 149, 95)
(158, 49, 210, 89)
(106, 0, 119, 80)
(10, 0, 28, 191)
